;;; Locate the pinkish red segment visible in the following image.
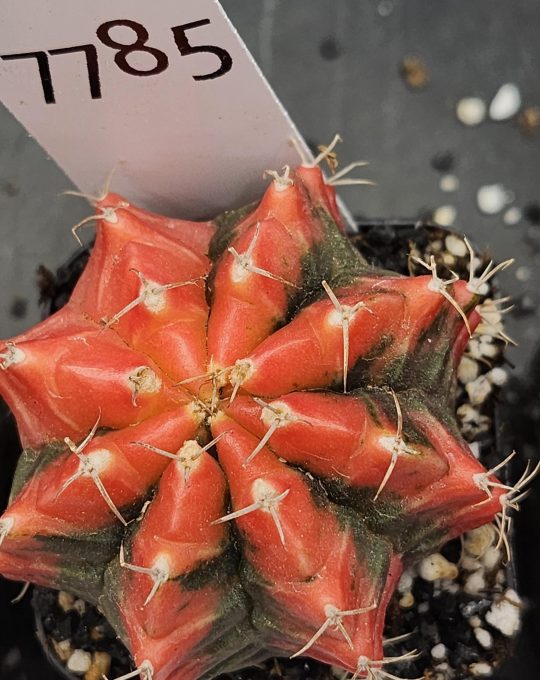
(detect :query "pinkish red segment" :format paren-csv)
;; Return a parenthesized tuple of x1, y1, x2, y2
(207, 218, 302, 367)
(98, 192, 215, 255)
(296, 165, 345, 232)
(111, 447, 235, 680)
(227, 392, 448, 495)
(3, 405, 199, 537)
(0, 324, 182, 447)
(234, 287, 404, 396)
(212, 415, 394, 672)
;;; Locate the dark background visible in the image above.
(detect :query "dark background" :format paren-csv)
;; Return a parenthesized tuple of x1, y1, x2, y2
(1, 1, 539, 678)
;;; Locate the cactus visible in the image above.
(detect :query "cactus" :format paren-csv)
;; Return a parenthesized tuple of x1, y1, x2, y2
(0, 156, 527, 680)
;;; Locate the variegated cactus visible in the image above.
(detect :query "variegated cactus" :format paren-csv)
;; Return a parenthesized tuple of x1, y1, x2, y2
(0, 155, 524, 680)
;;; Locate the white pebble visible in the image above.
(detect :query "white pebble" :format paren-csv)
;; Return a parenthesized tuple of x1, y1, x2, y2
(434, 668, 450, 680)
(471, 280, 490, 296)
(433, 205, 457, 227)
(58, 591, 75, 612)
(478, 299, 502, 325)
(470, 661, 493, 677)
(469, 615, 482, 628)
(464, 525, 496, 558)
(442, 252, 456, 268)
(461, 555, 482, 571)
(503, 206, 522, 225)
(431, 643, 447, 660)
(377, 0, 394, 16)
(441, 579, 459, 594)
(92, 652, 112, 678)
(516, 265, 532, 281)
(67, 650, 92, 675)
(495, 568, 507, 585)
(482, 545, 502, 571)
(445, 233, 467, 256)
(465, 375, 493, 405)
(457, 402, 485, 428)
(52, 639, 73, 662)
(440, 174, 460, 192)
(474, 627, 493, 649)
(458, 356, 479, 384)
(418, 553, 459, 581)
(457, 402, 481, 422)
(469, 441, 481, 459)
(477, 184, 509, 215)
(399, 591, 415, 608)
(489, 83, 522, 121)
(397, 569, 414, 593)
(487, 367, 508, 386)
(479, 334, 494, 344)
(479, 340, 500, 359)
(457, 97, 486, 126)
(485, 589, 522, 636)
(464, 569, 486, 595)
(504, 588, 521, 604)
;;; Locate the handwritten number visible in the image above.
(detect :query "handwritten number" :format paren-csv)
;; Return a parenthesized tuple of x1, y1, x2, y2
(1, 51, 55, 104)
(171, 19, 232, 81)
(49, 45, 102, 99)
(1, 18, 232, 104)
(1, 46, 100, 104)
(96, 20, 168, 76)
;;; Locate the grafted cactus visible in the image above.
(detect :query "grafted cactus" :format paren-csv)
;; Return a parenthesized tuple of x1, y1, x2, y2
(0, 159, 522, 680)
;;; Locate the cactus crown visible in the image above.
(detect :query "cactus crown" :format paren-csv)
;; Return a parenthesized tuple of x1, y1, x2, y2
(0, 160, 525, 680)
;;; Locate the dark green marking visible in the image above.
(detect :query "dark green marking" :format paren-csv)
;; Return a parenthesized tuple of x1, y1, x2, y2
(208, 201, 258, 261)
(40, 523, 123, 604)
(9, 441, 65, 501)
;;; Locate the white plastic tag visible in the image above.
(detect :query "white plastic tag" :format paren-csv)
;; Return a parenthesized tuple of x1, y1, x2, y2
(0, 0, 312, 218)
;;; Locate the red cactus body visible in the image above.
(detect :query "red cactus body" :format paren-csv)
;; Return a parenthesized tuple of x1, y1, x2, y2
(0, 163, 510, 680)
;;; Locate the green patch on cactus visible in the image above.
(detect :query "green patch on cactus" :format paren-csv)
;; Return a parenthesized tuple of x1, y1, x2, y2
(100, 560, 129, 641)
(9, 442, 64, 501)
(322, 479, 442, 554)
(359, 390, 432, 447)
(197, 619, 263, 680)
(10, 429, 113, 502)
(313, 208, 368, 285)
(238, 555, 272, 593)
(345, 334, 397, 389)
(249, 598, 297, 647)
(282, 248, 324, 322)
(209, 201, 258, 261)
(378, 354, 409, 389)
(406, 309, 456, 395)
(326, 480, 401, 528)
(180, 543, 240, 591)
(193, 582, 253, 653)
(346, 512, 393, 577)
(284, 220, 369, 323)
(41, 525, 123, 604)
